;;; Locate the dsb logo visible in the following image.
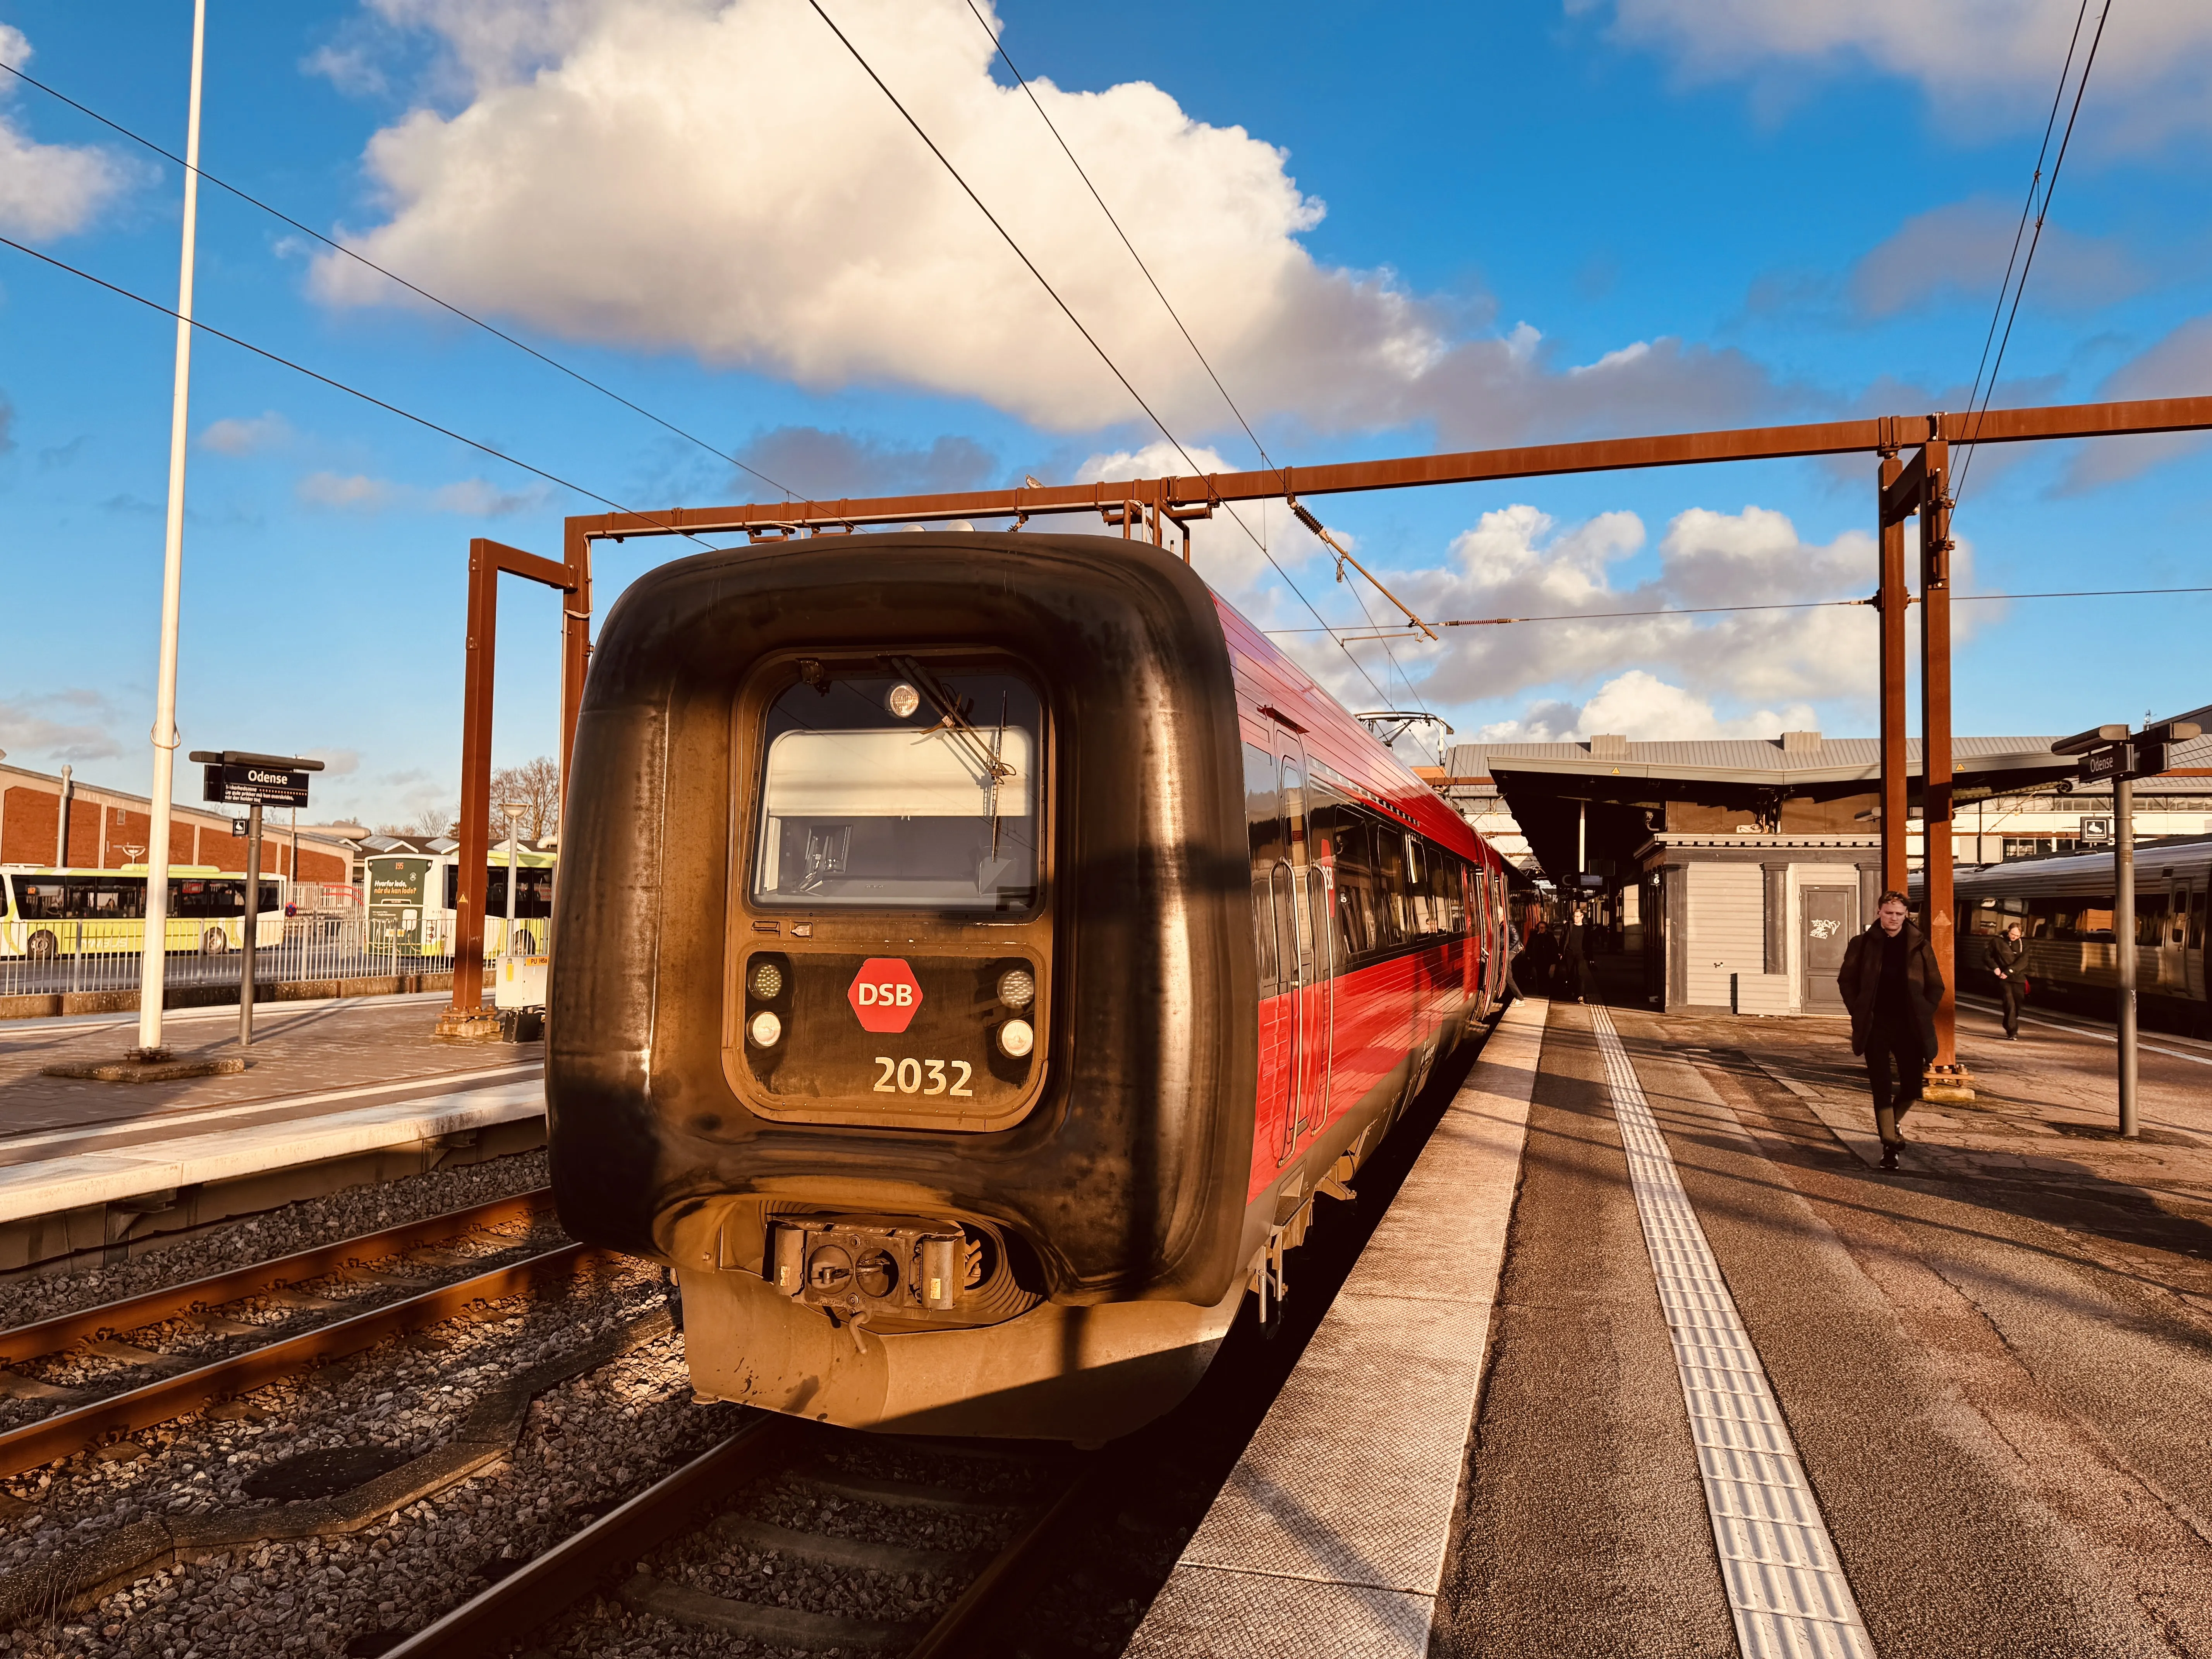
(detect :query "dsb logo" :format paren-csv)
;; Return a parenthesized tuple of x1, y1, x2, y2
(847, 958, 924, 1034)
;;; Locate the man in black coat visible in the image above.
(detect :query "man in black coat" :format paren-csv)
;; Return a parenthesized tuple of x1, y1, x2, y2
(1986, 921, 2028, 1039)
(1837, 891, 1945, 1169)
(1559, 906, 1592, 1004)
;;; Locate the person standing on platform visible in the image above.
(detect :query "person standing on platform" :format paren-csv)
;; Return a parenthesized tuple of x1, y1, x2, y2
(1838, 891, 1944, 1170)
(1560, 905, 1592, 1004)
(1986, 921, 2028, 1040)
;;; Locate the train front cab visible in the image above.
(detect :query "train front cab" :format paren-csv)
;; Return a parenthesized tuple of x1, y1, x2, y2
(553, 534, 1287, 1443)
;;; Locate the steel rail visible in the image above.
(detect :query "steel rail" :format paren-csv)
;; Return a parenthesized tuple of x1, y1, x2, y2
(381, 1415, 802, 1659)
(0, 1188, 556, 1368)
(381, 1416, 1090, 1658)
(0, 1241, 595, 1479)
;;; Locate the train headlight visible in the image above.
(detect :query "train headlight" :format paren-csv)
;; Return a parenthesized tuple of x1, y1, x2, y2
(886, 683, 921, 719)
(748, 1010, 783, 1048)
(997, 1018, 1034, 1059)
(750, 960, 785, 1000)
(996, 966, 1035, 1009)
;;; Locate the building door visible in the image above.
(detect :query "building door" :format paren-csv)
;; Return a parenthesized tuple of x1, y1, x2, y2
(1801, 887, 1855, 1012)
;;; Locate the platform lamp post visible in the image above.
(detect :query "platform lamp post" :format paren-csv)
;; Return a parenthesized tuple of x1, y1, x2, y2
(130, 0, 210, 1064)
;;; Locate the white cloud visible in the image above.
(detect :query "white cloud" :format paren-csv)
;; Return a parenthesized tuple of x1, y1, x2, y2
(1252, 500, 1982, 740)
(1850, 198, 2147, 319)
(0, 687, 122, 764)
(2056, 313, 2212, 491)
(0, 26, 139, 238)
(200, 412, 296, 456)
(309, 0, 1789, 443)
(1475, 670, 1818, 744)
(1584, 0, 2212, 147)
(296, 469, 550, 515)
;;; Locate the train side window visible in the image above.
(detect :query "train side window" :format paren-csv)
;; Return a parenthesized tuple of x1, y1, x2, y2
(1251, 873, 1279, 987)
(1243, 744, 1284, 873)
(2191, 886, 2206, 949)
(1330, 818, 1378, 958)
(1282, 757, 1307, 867)
(1373, 824, 1408, 948)
(1445, 857, 1467, 935)
(2134, 893, 2169, 947)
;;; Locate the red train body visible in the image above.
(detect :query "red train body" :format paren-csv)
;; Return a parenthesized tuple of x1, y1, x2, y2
(548, 533, 1509, 1443)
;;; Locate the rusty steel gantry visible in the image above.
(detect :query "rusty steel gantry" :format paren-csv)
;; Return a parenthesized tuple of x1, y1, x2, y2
(447, 393, 2212, 1094)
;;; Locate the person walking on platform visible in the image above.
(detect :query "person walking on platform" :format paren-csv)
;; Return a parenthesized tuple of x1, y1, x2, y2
(1560, 906, 1592, 1004)
(1526, 919, 1561, 997)
(1986, 921, 2028, 1040)
(1838, 891, 1944, 1170)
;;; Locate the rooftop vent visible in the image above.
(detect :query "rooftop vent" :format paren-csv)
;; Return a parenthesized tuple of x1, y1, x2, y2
(1780, 730, 1822, 753)
(1587, 733, 1629, 759)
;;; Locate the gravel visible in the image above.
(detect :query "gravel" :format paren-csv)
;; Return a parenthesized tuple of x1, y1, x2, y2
(0, 1149, 555, 1335)
(0, 1258, 751, 1657)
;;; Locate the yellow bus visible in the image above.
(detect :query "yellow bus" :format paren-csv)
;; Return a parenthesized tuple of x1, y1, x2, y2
(0, 866, 284, 961)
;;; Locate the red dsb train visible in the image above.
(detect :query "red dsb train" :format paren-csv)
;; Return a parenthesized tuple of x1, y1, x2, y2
(548, 532, 1510, 1444)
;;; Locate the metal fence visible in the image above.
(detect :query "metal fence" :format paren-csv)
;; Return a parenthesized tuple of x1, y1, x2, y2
(0, 906, 472, 1005)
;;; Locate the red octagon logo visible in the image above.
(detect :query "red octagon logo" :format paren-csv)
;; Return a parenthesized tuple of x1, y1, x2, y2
(847, 958, 924, 1034)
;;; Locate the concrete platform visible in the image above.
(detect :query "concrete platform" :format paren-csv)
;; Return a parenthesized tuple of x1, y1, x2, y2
(1125, 996, 1546, 1659)
(0, 994, 544, 1273)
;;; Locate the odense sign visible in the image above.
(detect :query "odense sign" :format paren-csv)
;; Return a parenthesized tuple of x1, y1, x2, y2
(202, 763, 311, 808)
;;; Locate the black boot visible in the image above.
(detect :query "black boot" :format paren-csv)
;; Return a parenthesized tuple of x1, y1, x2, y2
(1880, 1146, 1900, 1170)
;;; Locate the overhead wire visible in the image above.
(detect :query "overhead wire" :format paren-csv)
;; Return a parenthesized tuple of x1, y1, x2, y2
(805, 0, 1391, 706)
(1958, 0, 2091, 447)
(954, 0, 1434, 730)
(1261, 583, 2212, 637)
(1954, 0, 2112, 505)
(0, 56, 799, 501)
(0, 233, 725, 550)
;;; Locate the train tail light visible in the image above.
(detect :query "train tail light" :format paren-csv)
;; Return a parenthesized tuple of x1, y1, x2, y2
(997, 1018, 1034, 1058)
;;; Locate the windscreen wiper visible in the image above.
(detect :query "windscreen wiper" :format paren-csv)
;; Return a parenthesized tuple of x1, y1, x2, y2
(888, 656, 1014, 784)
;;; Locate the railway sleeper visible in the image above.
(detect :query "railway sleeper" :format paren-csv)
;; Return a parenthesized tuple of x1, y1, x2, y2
(617, 1570, 914, 1650)
(710, 1513, 979, 1578)
(0, 1303, 676, 1630)
(795, 1468, 1023, 1519)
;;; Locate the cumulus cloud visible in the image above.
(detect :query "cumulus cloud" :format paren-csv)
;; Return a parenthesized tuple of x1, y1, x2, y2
(200, 412, 297, 456)
(1475, 670, 1819, 744)
(0, 688, 123, 764)
(1254, 500, 1986, 741)
(296, 469, 550, 515)
(2055, 313, 2212, 491)
(1584, 0, 2212, 146)
(307, 747, 362, 777)
(738, 426, 997, 499)
(1849, 198, 2147, 320)
(309, 0, 1790, 443)
(0, 26, 139, 238)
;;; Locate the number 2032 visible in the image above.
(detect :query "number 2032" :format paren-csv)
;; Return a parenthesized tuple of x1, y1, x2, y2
(874, 1056, 975, 1097)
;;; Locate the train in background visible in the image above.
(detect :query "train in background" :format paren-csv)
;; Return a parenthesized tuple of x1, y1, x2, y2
(1942, 835, 2209, 1035)
(362, 843, 555, 957)
(548, 531, 1511, 1444)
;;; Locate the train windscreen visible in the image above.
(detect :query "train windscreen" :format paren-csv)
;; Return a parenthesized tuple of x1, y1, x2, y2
(753, 666, 1041, 912)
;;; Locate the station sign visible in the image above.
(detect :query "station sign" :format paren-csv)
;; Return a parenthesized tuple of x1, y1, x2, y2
(203, 762, 311, 808)
(2076, 747, 2126, 784)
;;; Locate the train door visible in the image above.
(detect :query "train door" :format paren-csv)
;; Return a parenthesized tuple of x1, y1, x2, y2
(1245, 744, 1295, 1166)
(1280, 742, 1333, 1156)
(2158, 875, 2187, 993)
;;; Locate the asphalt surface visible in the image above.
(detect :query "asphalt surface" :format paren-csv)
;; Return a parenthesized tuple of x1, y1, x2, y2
(1439, 998, 2212, 1657)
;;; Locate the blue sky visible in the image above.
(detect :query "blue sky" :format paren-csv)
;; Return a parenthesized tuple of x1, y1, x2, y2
(2, 0, 2209, 828)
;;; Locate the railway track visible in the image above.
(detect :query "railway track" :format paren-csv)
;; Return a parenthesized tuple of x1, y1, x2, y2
(0, 1189, 575, 1477)
(387, 1414, 1092, 1658)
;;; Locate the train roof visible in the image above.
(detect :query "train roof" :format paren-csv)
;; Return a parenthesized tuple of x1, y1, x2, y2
(1930, 833, 2212, 898)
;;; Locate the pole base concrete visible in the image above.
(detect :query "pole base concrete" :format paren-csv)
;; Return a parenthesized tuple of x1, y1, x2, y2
(1923, 1065, 1977, 1104)
(40, 1056, 248, 1084)
(432, 1010, 504, 1041)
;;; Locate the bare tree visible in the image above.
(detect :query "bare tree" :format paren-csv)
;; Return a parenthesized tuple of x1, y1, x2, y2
(405, 803, 458, 838)
(490, 756, 562, 842)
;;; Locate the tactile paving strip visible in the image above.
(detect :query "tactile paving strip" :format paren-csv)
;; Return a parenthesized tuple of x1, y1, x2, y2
(1590, 1006, 1875, 1659)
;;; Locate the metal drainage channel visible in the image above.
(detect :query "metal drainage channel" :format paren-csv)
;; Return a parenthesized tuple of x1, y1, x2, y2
(1589, 1007, 1874, 1659)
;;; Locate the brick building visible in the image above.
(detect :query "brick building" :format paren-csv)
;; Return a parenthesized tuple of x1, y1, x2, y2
(0, 762, 354, 885)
